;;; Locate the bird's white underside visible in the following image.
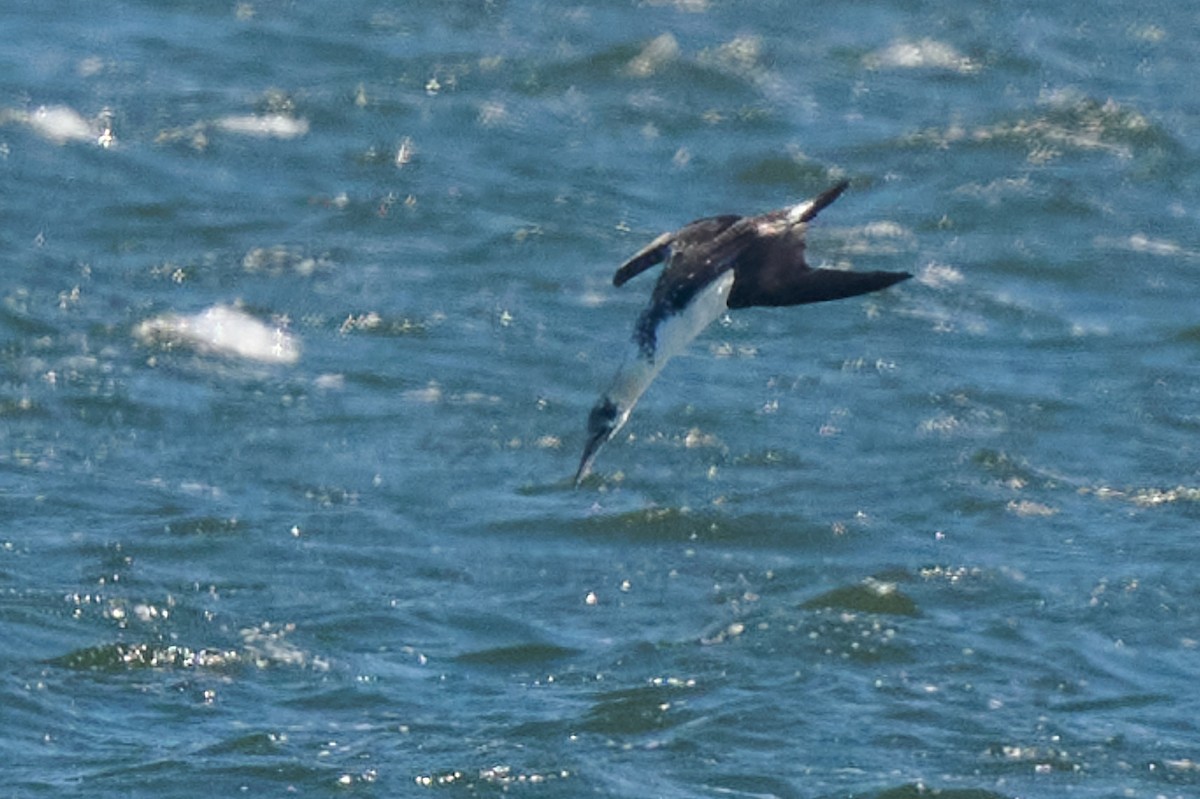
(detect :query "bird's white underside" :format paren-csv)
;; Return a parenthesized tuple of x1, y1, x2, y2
(605, 269, 736, 417)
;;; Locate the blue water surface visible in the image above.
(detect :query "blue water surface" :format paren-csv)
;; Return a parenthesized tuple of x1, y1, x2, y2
(2, 1, 1199, 797)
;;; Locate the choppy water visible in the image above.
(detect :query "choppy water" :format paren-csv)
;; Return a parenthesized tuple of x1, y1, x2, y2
(3, 1, 1199, 797)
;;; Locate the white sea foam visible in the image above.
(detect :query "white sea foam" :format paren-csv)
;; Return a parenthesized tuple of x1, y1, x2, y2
(864, 38, 979, 74)
(28, 105, 95, 143)
(135, 305, 299, 364)
(5, 105, 114, 146)
(213, 113, 309, 139)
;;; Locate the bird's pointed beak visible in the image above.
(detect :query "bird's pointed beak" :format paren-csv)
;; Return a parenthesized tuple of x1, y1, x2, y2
(573, 430, 609, 487)
(574, 396, 625, 488)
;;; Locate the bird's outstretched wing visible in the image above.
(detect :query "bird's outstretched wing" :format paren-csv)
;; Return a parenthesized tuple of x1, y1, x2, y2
(726, 183, 911, 308)
(728, 259, 912, 308)
(612, 215, 743, 287)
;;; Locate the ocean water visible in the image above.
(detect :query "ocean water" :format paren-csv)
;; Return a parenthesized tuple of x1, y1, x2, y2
(2, 1, 1199, 797)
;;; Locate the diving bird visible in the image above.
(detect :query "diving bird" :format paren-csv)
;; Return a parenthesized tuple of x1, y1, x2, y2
(574, 180, 911, 486)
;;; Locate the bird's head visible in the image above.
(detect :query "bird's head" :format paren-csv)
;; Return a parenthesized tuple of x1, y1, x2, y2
(574, 396, 630, 486)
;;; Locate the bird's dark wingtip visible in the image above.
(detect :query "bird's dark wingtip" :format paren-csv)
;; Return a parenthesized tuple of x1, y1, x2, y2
(869, 269, 914, 293)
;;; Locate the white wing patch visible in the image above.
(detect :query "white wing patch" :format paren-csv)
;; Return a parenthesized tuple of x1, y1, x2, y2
(786, 199, 815, 225)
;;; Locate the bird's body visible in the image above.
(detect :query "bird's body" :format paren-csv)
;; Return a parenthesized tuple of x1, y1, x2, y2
(575, 181, 911, 485)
